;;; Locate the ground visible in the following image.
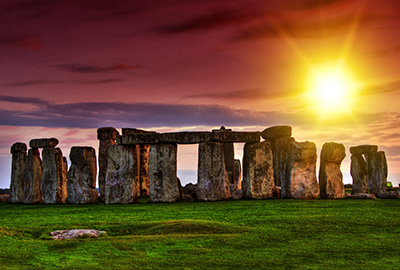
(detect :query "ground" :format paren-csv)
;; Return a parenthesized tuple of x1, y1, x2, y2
(1, 199, 399, 269)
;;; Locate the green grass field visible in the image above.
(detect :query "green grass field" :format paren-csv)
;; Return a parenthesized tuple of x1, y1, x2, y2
(1, 199, 400, 269)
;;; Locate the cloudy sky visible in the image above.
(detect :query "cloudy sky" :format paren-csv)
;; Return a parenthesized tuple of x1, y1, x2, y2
(1, 0, 400, 188)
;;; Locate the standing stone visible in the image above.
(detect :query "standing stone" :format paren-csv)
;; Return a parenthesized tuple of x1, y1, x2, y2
(139, 144, 150, 197)
(41, 147, 68, 204)
(10, 143, 27, 203)
(23, 149, 42, 204)
(351, 154, 369, 194)
(222, 143, 235, 186)
(270, 137, 295, 187)
(234, 159, 242, 190)
(283, 141, 319, 199)
(67, 147, 98, 204)
(148, 143, 180, 203)
(365, 151, 387, 197)
(197, 142, 230, 201)
(319, 142, 346, 199)
(242, 142, 275, 199)
(97, 127, 119, 201)
(105, 145, 138, 204)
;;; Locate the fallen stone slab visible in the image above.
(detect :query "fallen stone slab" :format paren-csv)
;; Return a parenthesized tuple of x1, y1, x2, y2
(345, 193, 376, 199)
(117, 133, 160, 145)
(160, 132, 212, 144)
(211, 131, 260, 143)
(29, 138, 59, 148)
(50, 229, 107, 240)
(377, 191, 400, 199)
(260, 125, 292, 140)
(350, 145, 378, 155)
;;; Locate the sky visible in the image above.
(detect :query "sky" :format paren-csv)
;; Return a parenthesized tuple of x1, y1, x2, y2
(1, 0, 400, 188)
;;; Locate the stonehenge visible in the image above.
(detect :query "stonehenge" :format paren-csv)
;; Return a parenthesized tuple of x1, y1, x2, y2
(319, 142, 346, 199)
(7, 125, 397, 205)
(242, 141, 275, 199)
(10, 143, 27, 203)
(67, 147, 98, 204)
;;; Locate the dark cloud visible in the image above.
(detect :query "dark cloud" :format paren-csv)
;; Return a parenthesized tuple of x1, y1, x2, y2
(234, 15, 377, 41)
(185, 88, 297, 101)
(0, 36, 41, 50)
(58, 63, 142, 74)
(153, 9, 250, 34)
(4, 78, 123, 87)
(0, 95, 395, 130)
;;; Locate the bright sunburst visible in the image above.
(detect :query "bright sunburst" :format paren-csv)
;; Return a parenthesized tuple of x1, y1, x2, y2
(305, 60, 360, 116)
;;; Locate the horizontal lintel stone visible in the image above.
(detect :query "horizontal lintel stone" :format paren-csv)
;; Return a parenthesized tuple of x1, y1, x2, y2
(160, 132, 212, 144)
(29, 138, 59, 148)
(117, 133, 160, 145)
(211, 131, 260, 143)
(121, 128, 157, 135)
(350, 145, 378, 155)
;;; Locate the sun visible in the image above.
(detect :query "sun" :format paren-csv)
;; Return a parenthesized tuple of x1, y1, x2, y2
(304, 60, 360, 116)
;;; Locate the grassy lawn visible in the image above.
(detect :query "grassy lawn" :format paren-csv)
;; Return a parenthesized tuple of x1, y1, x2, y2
(1, 199, 400, 269)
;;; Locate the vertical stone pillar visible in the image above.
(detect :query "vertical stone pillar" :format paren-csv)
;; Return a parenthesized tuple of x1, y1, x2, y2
(283, 141, 319, 199)
(97, 127, 119, 201)
(10, 143, 27, 203)
(105, 145, 138, 204)
(148, 143, 180, 202)
(197, 142, 230, 201)
(222, 143, 235, 185)
(139, 144, 151, 197)
(67, 147, 98, 204)
(260, 126, 293, 187)
(350, 154, 368, 194)
(366, 151, 387, 197)
(41, 147, 68, 204)
(121, 128, 155, 197)
(23, 148, 42, 204)
(319, 142, 346, 199)
(242, 141, 275, 199)
(234, 159, 242, 190)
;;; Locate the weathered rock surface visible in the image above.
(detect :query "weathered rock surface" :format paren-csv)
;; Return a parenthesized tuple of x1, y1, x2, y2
(183, 183, 197, 200)
(283, 141, 319, 199)
(351, 154, 369, 194)
(242, 142, 275, 199)
(138, 144, 150, 197)
(149, 143, 180, 202)
(0, 194, 10, 203)
(105, 145, 138, 204)
(197, 142, 230, 201)
(67, 147, 98, 204)
(160, 132, 212, 144)
(260, 125, 292, 140)
(319, 142, 346, 199)
(98, 127, 119, 201)
(270, 137, 295, 187)
(365, 151, 387, 197)
(50, 229, 106, 240)
(234, 159, 242, 190)
(350, 145, 378, 155)
(23, 149, 42, 204)
(345, 193, 376, 199)
(10, 143, 27, 203)
(97, 127, 119, 140)
(121, 128, 156, 136)
(29, 138, 59, 148)
(41, 147, 68, 204)
(378, 191, 400, 199)
(211, 131, 260, 143)
(231, 188, 243, 200)
(222, 143, 235, 185)
(117, 133, 160, 145)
